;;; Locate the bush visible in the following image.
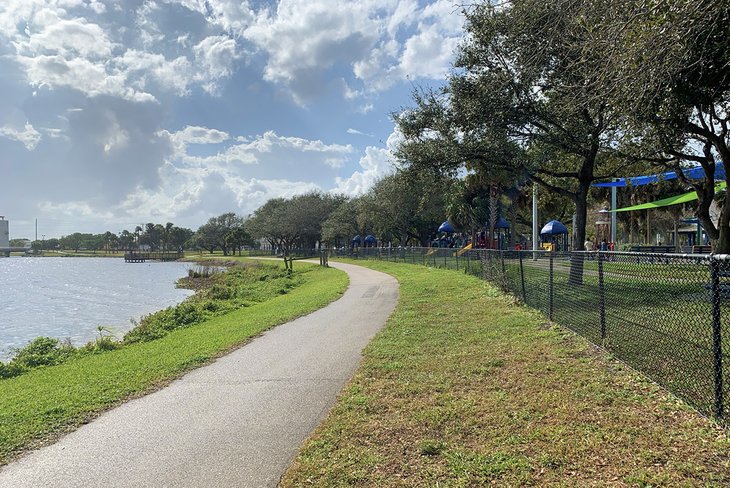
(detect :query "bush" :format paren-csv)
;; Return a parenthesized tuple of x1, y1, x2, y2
(209, 284, 234, 300)
(12, 337, 75, 369)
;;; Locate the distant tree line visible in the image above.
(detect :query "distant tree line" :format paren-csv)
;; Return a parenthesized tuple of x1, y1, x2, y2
(29, 223, 196, 253)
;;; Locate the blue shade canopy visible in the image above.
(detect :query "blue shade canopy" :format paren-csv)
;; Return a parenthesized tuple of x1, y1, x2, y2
(495, 217, 510, 229)
(352, 235, 362, 243)
(364, 235, 377, 244)
(593, 162, 725, 187)
(541, 220, 568, 235)
(438, 220, 455, 233)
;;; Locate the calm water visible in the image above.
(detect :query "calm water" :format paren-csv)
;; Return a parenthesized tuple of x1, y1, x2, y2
(0, 257, 194, 360)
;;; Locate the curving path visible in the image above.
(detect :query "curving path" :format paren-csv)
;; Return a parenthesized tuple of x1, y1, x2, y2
(0, 262, 399, 488)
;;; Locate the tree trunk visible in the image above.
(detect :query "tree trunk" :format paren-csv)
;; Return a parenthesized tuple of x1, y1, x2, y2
(489, 185, 498, 249)
(568, 179, 591, 285)
(714, 195, 730, 253)
(509, 195, 517, 248)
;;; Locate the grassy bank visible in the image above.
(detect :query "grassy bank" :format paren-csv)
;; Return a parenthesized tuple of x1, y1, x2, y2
(0, 260, 348, 466)
(283, 261, 729, 486)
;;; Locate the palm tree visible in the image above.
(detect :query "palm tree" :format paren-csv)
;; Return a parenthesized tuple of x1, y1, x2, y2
(134, 226, 142, 249)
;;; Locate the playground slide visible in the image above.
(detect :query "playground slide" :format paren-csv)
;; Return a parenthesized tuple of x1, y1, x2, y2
(457, 243, 473, 256)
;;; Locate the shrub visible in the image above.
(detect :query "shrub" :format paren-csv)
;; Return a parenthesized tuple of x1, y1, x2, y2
(12, 337, 75, 369)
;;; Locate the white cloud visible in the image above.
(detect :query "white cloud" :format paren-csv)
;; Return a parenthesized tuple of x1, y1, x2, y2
(38, 200, 114, 219)
(347, 128, 373, 137)
(244, 1, 381, 104)
(193, 35, 238, 94)
(334, 128, 401, 195)
(2, 0, 245, 101)
(17, 54, 156, 102)
(0, 123, 42, 150)
(116, 164, 321, 227)
(398, 25, 459, 79)
(334, 146, 393, 195)
(1, 0, 464, 105)
(164, 0, 255, 36)
(242, 0, 464, 102)
(22, 14, 114, 59)
(116, 50, 192, 96)
(172, 125, 230, 145)
(185, 131, 354, 175)
(357, 103, 374, 114)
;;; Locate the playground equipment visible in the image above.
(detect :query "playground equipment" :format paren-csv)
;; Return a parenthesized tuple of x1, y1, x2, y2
(494, 217, 510, 250)
(540, 220, 569, 251)
(438, 221, 455, 233)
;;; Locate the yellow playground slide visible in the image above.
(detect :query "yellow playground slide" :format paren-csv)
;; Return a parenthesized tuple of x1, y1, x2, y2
(457, 243, 473, 256)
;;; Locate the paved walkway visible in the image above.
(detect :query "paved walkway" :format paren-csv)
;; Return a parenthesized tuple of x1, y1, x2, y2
(0, 262, 399, 488)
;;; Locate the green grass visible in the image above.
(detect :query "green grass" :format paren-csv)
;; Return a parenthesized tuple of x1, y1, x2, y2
(0, 260, 348, 466)
(283, 260, 729, 487)
(357, 250, 730, 420)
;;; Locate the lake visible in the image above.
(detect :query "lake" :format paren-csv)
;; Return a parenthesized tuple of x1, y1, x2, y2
(0, 257, 194, 360)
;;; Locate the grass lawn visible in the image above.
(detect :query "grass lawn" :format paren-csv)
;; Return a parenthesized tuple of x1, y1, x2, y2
(283, 260, 729, 487)
(0, 260, 348, 466)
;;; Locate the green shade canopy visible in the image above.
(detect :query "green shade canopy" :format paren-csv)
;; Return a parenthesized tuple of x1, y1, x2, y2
(611, 182, 727, 212)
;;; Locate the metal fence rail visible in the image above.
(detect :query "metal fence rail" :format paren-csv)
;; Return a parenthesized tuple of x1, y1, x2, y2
(327, 246, 728, 424)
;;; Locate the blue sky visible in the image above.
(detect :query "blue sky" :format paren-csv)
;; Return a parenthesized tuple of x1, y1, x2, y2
(0, 0, 464, 239)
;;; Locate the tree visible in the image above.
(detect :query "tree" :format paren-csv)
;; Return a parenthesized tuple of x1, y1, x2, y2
(102, 231, 117, 253)
(363, 170, 449, 246)
(134, 226, 142, 248)
(193, 213, 245, 255)
(246, 198, 288, 254)
(584, 0, 730, 251)
(225, 226, 254, 255)
(321, 197, 373, 247)
(248, 192, 347, 256)
(119, 230, 134, 250)
(169, 226, 193, 251)
(288, 192, 348, 249)
(395, 1, 639, 255)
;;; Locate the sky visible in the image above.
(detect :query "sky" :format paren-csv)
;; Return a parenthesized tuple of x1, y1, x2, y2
(0, 0, 465, 239)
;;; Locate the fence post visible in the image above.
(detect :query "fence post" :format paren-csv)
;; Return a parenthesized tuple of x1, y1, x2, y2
(433, 250, 437, 267)
(710, 258, 725, 419)
(500, 250, 506, 289)
(598, 252, 606, 342)
(519, 251, 526, 302)
(549, 253, 554, 321)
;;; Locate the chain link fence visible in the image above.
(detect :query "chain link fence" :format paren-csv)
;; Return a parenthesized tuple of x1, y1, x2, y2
(329, 246, 728, 424)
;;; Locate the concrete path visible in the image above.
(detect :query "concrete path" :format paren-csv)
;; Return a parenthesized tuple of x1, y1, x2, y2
(0, 262, 398, 488)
